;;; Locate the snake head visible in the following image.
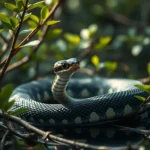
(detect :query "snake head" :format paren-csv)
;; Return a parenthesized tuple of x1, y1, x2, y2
(53, 58, 80, 75)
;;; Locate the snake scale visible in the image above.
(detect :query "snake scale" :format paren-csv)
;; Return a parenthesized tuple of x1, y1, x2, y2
(9, 58, 149, 127)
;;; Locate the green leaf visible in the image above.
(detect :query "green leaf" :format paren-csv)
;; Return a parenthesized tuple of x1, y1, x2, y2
(135, 96, 146, 102)
(135, 84, 150, 94)
(8, 108, 28, 115)
(104, 61, 118, 72)
(10, 16, 19, 28)
(19, 29, 33, 35)
(91, 55, 100, 68)
(4, 3, 18, 12)
(2, 100, 15, 112)
(21, 40, 40, 48)
(46, 28, 62, 40)
(0, 84, 13, 108)
(46, 20, 60, 26)
(1, 22, 12, 29)
(64, 33, 80, 45)
(147, 62, 150, 75)
(94, 37, 112, 50)
(23, 13, 32, 21)
(0, 29, 3, 33)
(27, 20, 37, 28)
(30, 15, 39, 24)
(0, 13, 10, 24)
(28, 1, 45, 10)
(16, 0, 23, 11)
(40, 6, 49, 20)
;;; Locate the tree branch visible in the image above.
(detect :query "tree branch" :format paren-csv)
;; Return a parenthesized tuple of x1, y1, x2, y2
(0, 0, 29, 84)
(0, 130, 9, 150)
(0, 0, 61, 82)
(0, 25, 50, 74)
(0, 112, 145, 150)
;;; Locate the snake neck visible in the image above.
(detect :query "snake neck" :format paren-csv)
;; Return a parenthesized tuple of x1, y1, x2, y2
(52, 74, 73, 105)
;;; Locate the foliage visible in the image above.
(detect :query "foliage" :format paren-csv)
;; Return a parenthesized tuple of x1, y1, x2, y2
(0, 0, 150, 149)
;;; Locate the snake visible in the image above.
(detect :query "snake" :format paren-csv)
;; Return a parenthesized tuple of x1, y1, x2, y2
(9, 58, 149, 127)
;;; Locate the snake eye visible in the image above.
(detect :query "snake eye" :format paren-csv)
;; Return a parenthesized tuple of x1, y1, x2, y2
(63, 63, 69, 69)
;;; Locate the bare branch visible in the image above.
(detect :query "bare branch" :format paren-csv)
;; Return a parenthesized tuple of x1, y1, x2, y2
(0, 25, 50, 74)
(0, 130, 9, 150)
(0, 112, 145, 150)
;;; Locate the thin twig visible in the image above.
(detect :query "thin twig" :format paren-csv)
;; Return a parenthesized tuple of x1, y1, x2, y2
(0, 0, 61, 79)
(0, 0, 29, 84)
(0, 26, 50, 74)
(0, 130, 9, 150)
(14, 0, 61, 53)
(0, 112, 143, 150)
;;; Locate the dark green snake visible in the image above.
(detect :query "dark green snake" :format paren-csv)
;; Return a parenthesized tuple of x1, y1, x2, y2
(9, 58, 149, 127)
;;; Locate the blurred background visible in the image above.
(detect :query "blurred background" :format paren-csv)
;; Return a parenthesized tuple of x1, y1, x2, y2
(0, 0, 150, 85)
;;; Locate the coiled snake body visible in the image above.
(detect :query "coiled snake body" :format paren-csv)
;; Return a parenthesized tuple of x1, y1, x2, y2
(10, 58, 149, 127)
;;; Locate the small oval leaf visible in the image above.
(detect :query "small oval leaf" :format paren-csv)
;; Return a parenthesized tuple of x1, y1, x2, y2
(135, 84, 150, 94)
(4, 3, 18, 12)
(40, 6, 49, 20)
(64, 33, 80, 45)
(0, 13, 10, 24)
(21, 40, 40, 48)
(30, 14, 39, 24)
(28, 1, 45, 10)
(19, 29, 33, 35)
(8, 108, 28, 115)
(0, 84, 13, 108)
(91, 55, 100, 68)
(10, 16, 19, 28)
(135, 96, 146, 102)
(2, 100, 15, 112)
(46, 20, 60, 26)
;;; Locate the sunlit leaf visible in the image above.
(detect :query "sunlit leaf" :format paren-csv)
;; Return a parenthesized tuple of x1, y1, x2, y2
(30, 15, 39, 24)
(46, 20, 60, 26)
(135, 96, 146, 102)
(46, 28, 62, 40)
(4, 3, 18, 12)
(2, 100, 15, 112)
(64, 33, 80, 45)
(91, 55, 100, 68)
(16, 0, 23, 11)
(88, 24, 98, 37)
(132, 45, 142, 56)
(135, 84, 150, 94)
(94, 37, 112, 50)
(21, 40, 40, 48)
(23, 13, 32, 21)
(19, 29, 33, 35)
(0, 84, 13, 108)
(104, 61, 118, 72)
(40, 6, 49, 20)
(0, 29, 3, 33)
(0, 13, 10, 24)
(147, 62, 150, 75)
(10, 16, 19, 28)
(8, 108, 28, 115)
(27, 20, 38, 28)
(28, 1, 45, 10)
